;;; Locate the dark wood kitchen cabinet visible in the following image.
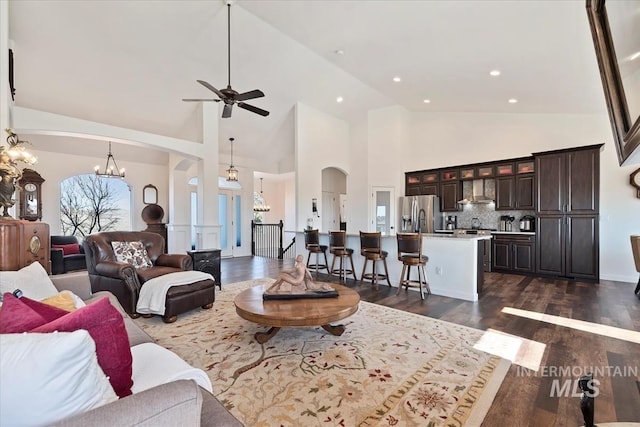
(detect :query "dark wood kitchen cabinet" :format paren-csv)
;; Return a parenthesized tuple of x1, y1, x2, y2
(534, 144, 602, 280)
(492, 234, 536, 273)
(495, 173, 535, 211)
(536, 146, 600, 215)
(439, 181, 460, 212)
(536, 215, 598, 280)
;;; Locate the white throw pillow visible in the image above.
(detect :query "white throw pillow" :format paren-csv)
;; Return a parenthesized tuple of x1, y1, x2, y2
(0, 262, 58, 301)
(0, 330, 118, 427)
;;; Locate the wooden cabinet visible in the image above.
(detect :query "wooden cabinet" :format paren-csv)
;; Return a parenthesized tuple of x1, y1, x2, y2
(495, 176, 515, 210)
(439, 181, 460, 212)
(536, 147, 600, 215)
(188, 248, 221, 289)
(0, 220, 50, 273)
(496, 173, 535, 210)
(460, 167, 475, 180)
(535, 215, 599, 280)
(422, 183, 439, 196)
(534, 145, 602, 280)
(515, 174, 535, 209)
(492, 234, 536, 273)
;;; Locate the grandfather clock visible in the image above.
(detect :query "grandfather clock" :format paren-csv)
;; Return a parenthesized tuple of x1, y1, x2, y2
(18, 168, 44, 221)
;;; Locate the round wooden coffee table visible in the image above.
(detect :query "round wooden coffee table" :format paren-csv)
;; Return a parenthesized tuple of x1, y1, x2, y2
(234, 283, 360, 343)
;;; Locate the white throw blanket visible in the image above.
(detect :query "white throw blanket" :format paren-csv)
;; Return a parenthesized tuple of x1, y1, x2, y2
(136, 271, 214, 316)
(130, 343, 213, 393)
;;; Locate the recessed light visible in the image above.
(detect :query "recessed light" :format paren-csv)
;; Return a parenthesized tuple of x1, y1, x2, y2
(423, 99, 431, 104)
(393, 76, 402, 83)
(336, 96, 344, 103)
(508, 98, 518, 104)
(490, 70, 501, 76)
(334, 49, 344, 55)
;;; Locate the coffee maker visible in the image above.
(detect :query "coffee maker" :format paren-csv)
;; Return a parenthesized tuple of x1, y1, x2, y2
(445, 215, 457, 230)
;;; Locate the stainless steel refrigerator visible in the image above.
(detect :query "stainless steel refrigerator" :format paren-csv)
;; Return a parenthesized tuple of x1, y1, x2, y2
(398, 195, 441, 233)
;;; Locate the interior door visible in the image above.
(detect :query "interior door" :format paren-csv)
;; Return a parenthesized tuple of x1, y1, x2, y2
(219, 189, 242, 257)
(322, 191, 336, 231)
(372, 187, 395, 235)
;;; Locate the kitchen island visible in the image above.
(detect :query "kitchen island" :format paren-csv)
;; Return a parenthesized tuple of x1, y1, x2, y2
(293, 231, 490, 302)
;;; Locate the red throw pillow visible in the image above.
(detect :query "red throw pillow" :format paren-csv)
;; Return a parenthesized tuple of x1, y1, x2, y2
(31, 298, 133, 398)
(0, 293, 69, 333)
(52, 243, 81, 256)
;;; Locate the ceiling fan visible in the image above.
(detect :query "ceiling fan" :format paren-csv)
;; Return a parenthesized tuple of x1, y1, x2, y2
(182, 2, 269, 118)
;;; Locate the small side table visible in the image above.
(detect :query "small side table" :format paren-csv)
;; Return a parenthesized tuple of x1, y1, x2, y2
(188, 249, 221, 290)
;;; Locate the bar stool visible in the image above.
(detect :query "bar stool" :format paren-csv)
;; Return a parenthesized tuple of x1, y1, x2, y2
(304, 229, 328, 278)
(359, 231, 391, 289)
(396, 233, 430, 300)
(328, 230, 358, 282)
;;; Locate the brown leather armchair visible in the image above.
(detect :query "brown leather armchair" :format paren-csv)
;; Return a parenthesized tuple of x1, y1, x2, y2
(83, 231, 214, 319)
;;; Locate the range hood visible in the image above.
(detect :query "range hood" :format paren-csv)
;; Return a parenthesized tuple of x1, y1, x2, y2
(458, 179, 494, 204)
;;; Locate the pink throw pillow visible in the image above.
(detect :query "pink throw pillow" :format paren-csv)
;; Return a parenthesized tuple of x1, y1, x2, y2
(32, 297, 133, 398)
(52, 243, 81, 256)
(0, 293, 69, 333)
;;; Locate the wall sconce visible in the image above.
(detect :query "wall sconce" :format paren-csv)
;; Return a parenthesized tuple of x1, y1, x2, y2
(312, 198, 319, 217)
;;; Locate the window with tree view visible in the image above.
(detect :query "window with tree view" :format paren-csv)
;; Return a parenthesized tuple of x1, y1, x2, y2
(60, 174, 131, 238)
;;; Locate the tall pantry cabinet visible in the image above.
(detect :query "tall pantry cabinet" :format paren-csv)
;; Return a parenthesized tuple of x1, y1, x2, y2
(534, 144, 602, 281)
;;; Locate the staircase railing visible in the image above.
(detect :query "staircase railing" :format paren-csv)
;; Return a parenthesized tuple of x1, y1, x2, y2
(251, 220, 295, 260)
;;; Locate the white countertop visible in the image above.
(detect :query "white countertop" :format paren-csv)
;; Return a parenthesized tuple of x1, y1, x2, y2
(435, 229, 535, 236)
(291, 230, 491, 240)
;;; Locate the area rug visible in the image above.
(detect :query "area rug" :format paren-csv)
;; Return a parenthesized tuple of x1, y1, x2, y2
(134, 279, 511, 426)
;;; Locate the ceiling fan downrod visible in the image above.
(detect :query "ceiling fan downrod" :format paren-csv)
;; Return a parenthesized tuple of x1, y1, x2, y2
(227, 2, 231, 89)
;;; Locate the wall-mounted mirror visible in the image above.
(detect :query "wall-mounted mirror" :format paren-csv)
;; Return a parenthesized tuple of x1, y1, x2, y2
(143, 184, 158, 204)
(586, 0, 640, 165)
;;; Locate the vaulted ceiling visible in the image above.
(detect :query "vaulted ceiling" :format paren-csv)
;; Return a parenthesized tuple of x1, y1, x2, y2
(8, 0, 605, 171)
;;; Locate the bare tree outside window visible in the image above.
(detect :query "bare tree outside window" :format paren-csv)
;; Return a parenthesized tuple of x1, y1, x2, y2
(60, 174, 131, 238)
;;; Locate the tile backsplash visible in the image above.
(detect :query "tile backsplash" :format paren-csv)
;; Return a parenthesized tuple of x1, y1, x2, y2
(442, 203, 535, 231)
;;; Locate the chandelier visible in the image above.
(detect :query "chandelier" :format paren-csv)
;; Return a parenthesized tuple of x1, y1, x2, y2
(226, 137, 238, 182)
(253, 177, 270, 212)
(94, 142, 125, 178)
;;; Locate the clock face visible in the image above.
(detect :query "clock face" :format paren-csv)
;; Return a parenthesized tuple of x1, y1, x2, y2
(632, 168, 640, 188)
(24, 183, 37, 192)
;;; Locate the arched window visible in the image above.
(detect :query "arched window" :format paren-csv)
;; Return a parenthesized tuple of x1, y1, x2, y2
(59, 174, 132, 238)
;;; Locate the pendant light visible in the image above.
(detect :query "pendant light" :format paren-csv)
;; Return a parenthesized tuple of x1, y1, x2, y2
(226, 137, 238, 182)
(94, 141, 125, 178)
(253, 177, 270, 212)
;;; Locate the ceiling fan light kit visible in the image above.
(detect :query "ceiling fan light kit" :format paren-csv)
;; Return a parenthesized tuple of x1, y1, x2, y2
(183, 2, 269, 118)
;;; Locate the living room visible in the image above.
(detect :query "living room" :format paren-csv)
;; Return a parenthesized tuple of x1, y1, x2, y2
(1, 0, 639, 425)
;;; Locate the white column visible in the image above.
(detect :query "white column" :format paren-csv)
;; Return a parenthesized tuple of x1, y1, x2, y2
(195, 102, 221, 250)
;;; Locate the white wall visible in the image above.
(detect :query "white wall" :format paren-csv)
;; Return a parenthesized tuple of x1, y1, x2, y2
(295, 103, 351, 231)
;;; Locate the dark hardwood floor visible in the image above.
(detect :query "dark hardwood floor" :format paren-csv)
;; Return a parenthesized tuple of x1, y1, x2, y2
(220, 256, 640, 427)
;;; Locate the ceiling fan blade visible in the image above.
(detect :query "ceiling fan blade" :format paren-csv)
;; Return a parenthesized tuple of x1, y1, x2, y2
(197, 80, 226, 99)
(182, 98, 220, 102)
(238, 102, 270, 117)
(222, 103, 233, 118)
(235, 89, 265, 102)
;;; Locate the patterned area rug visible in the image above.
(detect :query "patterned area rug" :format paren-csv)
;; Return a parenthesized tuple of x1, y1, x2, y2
(134, 279, 510, 426)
